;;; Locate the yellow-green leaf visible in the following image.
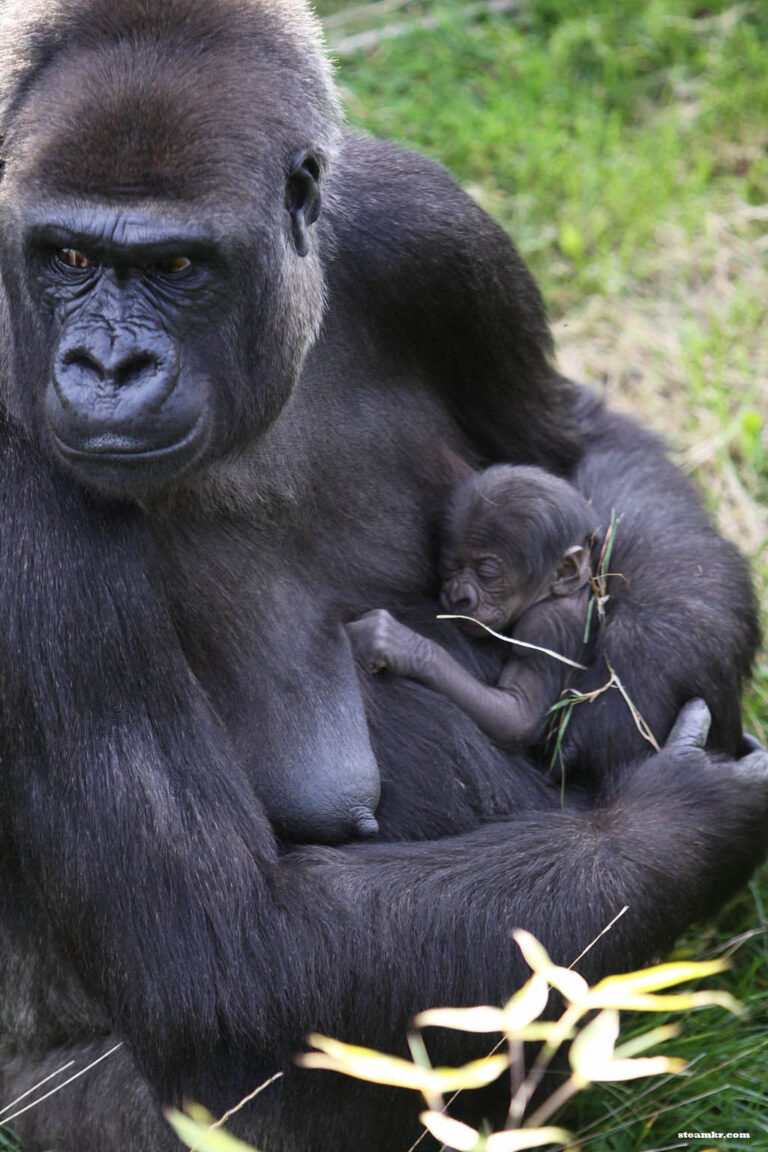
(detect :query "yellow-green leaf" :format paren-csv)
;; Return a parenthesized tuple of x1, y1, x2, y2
(613, 1023, 680, 1059)
(513, 931, 589, 1003)
(502, 975, 551, 1028)
(416, 977, 551, 1036)
(587, 1055, 686, 1082)
(299, 1034, 508, 1095)
(419, 1111, 481, 1150)
(569, 1010, 686, 1083)
(166, 1106, 258, 1152)
(590, 991, 740, 1013)
(568, 1009, 619, 1078)
(415, 1006, 509, 1033)
(486, 1127, 572, 1150)
(591, 959, 729, 997)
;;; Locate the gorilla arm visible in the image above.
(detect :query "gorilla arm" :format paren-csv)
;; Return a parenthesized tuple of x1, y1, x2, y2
(346, 608, 563, 749)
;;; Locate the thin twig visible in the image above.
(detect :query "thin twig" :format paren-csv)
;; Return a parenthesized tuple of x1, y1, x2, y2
(568, 906, 629, 969)
(0, 1060, 76, 1118)
(547, 662, 659, 758)
(0, 1043, 123, 1128)
(207, 1071, 283, 1133)
(604, 656, 660, 751)
(507, 1003, 581, 1125)
(523, 1074, 579, 1129)
(436, 615, 587, 669)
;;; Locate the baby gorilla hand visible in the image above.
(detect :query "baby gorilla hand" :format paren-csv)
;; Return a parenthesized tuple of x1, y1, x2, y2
(346, 609, 433, 678)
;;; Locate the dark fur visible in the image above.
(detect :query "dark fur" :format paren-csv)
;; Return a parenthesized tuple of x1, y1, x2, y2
(0, 1, 765, 1148)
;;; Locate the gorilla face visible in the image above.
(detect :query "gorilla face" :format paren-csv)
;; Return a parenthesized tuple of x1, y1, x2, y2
(0, 0, 334, 500)
(10, 148, 324, 499)
(23, 205, 218, 494)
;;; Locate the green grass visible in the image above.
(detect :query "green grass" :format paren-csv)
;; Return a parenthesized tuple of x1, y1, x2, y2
(321, 1, 768, 1147)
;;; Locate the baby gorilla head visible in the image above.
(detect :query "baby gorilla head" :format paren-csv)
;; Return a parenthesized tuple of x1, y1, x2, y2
(440, 464, 600, 635)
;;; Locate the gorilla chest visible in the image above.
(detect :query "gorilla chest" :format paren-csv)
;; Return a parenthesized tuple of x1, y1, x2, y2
(150, 460, 446, 812)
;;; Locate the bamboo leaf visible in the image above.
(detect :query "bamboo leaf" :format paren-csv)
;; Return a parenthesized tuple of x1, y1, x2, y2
(486, 1127, 572, 1150)
(419, 1112, 481, 1150)
(513, 931, 590, 1002)
(299, 1035, 508, 1094)
(166, 1106, 258, 1152)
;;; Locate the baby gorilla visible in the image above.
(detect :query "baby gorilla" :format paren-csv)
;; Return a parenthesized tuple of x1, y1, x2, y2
(347, 465, 600, 751)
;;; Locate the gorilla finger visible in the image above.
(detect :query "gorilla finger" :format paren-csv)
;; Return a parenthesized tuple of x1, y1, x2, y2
(741, 733, 764, 756)
(665, 698, 711, 751)
(734, 746, 768, 784)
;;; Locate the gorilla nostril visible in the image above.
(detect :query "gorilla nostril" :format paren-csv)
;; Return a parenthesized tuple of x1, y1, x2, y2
(61, 349, 105, 384)
(114, 352, 160, 390)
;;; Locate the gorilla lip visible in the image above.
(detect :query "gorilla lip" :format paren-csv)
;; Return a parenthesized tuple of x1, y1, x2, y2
(49, 412, 210, 489)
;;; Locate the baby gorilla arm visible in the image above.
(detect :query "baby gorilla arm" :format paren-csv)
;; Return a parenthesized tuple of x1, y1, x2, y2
(346, 608, 555, 748)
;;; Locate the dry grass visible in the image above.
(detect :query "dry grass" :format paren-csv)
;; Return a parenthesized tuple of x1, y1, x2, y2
(555, 199, 768, 560)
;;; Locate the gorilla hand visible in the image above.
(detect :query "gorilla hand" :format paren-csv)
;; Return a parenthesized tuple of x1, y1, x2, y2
(346, 609, 436, 679)
(664, 698, 768, 782)
(664, 698, 712, 751)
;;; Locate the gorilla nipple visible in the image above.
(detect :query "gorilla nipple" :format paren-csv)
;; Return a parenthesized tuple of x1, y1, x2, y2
(352, 809, 380, 838)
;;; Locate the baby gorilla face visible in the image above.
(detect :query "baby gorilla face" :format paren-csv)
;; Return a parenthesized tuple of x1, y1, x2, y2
(439, 550, 542, 636)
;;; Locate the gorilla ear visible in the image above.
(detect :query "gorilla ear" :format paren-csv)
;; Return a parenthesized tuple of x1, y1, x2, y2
(552, 543, 590, 597)
(286, 150, 322, 257)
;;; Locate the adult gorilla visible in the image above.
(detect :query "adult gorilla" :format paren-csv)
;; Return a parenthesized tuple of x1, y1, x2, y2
(0, 0, 765, 1148)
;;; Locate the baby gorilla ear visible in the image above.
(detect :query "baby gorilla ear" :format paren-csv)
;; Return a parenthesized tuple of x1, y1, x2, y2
(551, 542, 590, 597)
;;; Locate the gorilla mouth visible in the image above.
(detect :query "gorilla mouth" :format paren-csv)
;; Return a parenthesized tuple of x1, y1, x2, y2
(455, 616, 500, 639)
(53, 417, 205, 460)
(50, 413, 210, 492)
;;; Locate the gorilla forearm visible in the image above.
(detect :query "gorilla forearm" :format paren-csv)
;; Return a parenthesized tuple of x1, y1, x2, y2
(153, 739, 768, 1105)
(3, 742, 766, 1128)
(307, 746, 767, 987)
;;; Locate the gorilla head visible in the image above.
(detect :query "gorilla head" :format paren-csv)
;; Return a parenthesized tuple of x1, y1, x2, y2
(0, 0, 338, 497)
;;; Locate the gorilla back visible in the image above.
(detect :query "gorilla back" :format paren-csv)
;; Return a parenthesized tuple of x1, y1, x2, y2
(0, 1, 766, 1149)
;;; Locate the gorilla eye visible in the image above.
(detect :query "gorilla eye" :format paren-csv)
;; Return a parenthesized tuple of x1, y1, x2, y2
(154, 256, 191, 274)
(59, 248, 91, 269)
(476, 557, 504, 582)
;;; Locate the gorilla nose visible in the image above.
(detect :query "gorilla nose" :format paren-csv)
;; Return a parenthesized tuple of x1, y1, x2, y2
(62, 345, 161, 391)
(53, 332, 180, 413)
(441, 578, 479, 615)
